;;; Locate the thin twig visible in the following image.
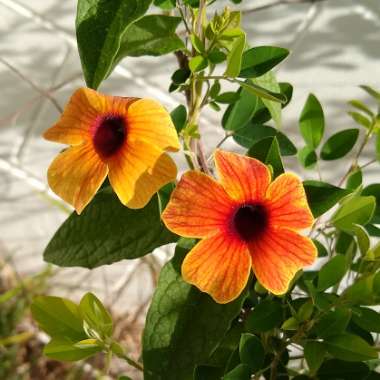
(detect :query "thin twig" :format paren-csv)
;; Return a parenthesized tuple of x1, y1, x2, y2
(0, 57, 63, 113)
(0, 72, 81, 128)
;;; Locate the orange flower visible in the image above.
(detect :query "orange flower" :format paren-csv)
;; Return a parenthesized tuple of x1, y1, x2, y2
(162, 150, 316, 303)
(44, 88, 180, 213)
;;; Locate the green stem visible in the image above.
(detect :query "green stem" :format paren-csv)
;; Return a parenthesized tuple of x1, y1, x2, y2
(216, 132, 232, 149)
(338, 122, 376, 187)
(121, 354, 144, 372)
(104, 350, 113, 376)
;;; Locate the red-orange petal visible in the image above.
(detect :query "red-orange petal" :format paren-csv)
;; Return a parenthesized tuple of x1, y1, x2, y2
(249, 229, 317, 295)
(161, 171, 236, 238)
(265, 173, 314, 231)
(127, 98, 180, 152)
(47, 142, 108, 214)
(214, 150, 271, 203)
(108, 138, 176, 208)
(182, 233, 251, 303)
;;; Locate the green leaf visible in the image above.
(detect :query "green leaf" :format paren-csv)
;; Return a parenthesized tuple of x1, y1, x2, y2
(114, 15, 184, 62)
(297, 300, 314, 321)
(332, 195, 376, 232)
(352, 307, 380, 333)
(303, 180, 351, 218)
(281, 317, 299, 330)
(348, 100, 374, 118)
(279, 82, 293, 108)
(314, 308, 351, 338)
(320, 129, 359, 160)
(171, 68, 190, 84)
(317, 359, 370, 380)
(252, 71, 282, 128)
(299, 94, 325, 149)
(171, 105, 187, 133)
(239, 334, 264, 372)
(44, 337, 101, 362)
(208, 49, 227, 64)
(247, 136, 284, 178)
(194, 365, 223, 380)
(348, 111, 372, 129)
(44, 190, 177, 269)
(223, 86, 258, 131)
(346, 168, 363, 190)
(245, 299, 283, 333)
(233, 124, 297, 156)
(154, 0, 175, 9)
(76, 0, 152, 89)
(343, 275, 378, 305)
(313, 239, 328, 257)
(142, 244, 247, 380)
(79, 293, 113, 339)
(298, 146, 318, 169)
(304, 341, 325, 374)
(234, 79, 286, 104)
(225, 33, 246, 78)
(317, 255, 347, 291)
(336, 232, 356, 255)
(367, 224, 380, 237)
(239, 46, 289, 78)
(215, 92, 241, 104)
(324, 333, 378, 362)
(351, 224, 370, 256)
(209, 81, 221, 99)
(31, 296, 86, 341)
(373, 271, 380, 296)
(360, 85, 380, 103)
(362, 184, 380, 224)
(189, 55, 209, 72)
(223, 364, 251, 380)
(191, 34, 205, 54)
(209, 101, 221, 111)
(376, 133, 380, 162)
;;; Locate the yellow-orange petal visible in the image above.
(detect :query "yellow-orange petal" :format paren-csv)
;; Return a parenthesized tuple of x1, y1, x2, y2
(127, 98, 180, 152)
(214, 150, 271, 203)
(265, 172, 314, 231)
(161, 171, 236, 238)
(47, 142, 108, 214)
(108, 138, 176, 208)
(43, 88, 110, 145)
(125, 152, 177, 209)
(249, 229, 317, 295)
(182, 233, 251, 303)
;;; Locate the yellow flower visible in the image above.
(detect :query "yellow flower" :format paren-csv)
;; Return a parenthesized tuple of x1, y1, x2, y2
(44, 88, 180, 213)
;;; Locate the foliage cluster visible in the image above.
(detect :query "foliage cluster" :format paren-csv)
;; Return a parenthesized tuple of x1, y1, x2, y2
(6, 0, 380, 379)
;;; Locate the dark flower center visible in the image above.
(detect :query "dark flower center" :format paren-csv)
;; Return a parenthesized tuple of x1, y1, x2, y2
(233, 203, 268, 242)
(93, 115, 126, 157)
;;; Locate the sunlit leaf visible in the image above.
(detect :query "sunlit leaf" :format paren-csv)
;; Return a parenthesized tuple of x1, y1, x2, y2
(299, 94, 325, 149)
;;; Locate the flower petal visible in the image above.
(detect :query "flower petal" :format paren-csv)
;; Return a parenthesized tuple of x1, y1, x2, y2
(108, 138, 176, 208)
(249, 229, 317, 295)
(162, 171, 236, 238)
(127, 98, 180, 152)
(265, 173, 314, 230)
(43, 88, 107, 145)
(182, 233, 251, 303)
(214, 150, 271, 203)
(126, 152, 177, 209)
(47, 142, 108, 214)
